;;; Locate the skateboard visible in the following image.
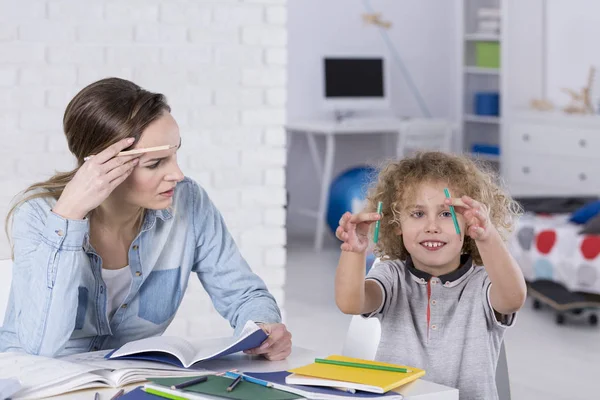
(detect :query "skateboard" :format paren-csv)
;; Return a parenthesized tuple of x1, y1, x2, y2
(527, 280, 600, 326)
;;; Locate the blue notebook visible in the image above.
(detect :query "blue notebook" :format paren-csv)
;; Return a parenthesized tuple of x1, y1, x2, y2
(245, 371, 403, 399)
(105, 321, 267, 368)
(119, 387, 158, 400)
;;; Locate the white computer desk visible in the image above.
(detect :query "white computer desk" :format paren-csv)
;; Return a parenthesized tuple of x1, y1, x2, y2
(55, 346, 458, 400)
(286, 117, 404, 252)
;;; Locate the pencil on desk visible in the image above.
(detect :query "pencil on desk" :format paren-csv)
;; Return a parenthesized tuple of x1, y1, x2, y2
(224, 371, 273, 388)
(171, 376, 207, 390)
(144, 387, 187, 400)
(444, 188, 461, 235)
(226, 375, 242, 392)
(315, 358, 411, 373)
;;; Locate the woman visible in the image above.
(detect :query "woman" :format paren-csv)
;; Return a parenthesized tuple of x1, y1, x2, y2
(0, 77, 292, 360)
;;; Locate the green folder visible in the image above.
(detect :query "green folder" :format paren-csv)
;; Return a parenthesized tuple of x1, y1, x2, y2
(148, 376, 301, 400)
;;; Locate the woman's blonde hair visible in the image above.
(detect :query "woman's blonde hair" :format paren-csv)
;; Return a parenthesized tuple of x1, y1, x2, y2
(366, 151, 522, 265)
(5, 77, 171, 248)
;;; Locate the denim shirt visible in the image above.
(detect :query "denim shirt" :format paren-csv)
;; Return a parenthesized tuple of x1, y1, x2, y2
(0, 178, 281, 357)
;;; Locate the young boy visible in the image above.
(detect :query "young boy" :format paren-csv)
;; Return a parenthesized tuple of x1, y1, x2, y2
(334, 152, 526, 400)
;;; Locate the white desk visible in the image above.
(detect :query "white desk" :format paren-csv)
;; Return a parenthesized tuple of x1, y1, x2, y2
(56, 347, 458, 399)
(286, 117, 403, 252)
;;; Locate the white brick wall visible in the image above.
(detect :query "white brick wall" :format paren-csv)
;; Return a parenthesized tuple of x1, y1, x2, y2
(0, 0, 287, 339)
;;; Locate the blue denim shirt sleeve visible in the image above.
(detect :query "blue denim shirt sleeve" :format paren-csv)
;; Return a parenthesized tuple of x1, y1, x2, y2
(11, 200, 88, 356)
(191, 183, 282, 336)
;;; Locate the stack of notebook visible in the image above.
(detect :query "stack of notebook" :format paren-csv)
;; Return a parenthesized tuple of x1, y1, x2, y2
(285, 355, 425, 394)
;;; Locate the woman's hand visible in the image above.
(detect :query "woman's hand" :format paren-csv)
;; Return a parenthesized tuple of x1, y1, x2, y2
(335, 211, 381, 253)
(243, 323, 292, 361)
(53, 138, 140, 220)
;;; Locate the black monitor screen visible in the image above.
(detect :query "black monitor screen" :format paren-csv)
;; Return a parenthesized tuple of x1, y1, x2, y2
(324, 58, 385, 98)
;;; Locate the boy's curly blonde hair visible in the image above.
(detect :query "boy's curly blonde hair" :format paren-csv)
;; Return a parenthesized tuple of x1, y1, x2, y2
(366, 151, 522, 265)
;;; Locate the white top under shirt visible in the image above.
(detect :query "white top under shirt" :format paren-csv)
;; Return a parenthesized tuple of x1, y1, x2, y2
(101, 266, 132, 319)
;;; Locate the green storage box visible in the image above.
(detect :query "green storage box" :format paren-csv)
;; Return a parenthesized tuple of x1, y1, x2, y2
(475, 41, 500, 68)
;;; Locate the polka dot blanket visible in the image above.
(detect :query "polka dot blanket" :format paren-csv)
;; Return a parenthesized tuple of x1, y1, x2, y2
(509, 213, 600, 295)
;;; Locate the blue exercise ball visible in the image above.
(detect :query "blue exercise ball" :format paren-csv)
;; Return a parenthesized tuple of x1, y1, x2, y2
(366, 252, 377, 274)
(326, 166, 377, 236)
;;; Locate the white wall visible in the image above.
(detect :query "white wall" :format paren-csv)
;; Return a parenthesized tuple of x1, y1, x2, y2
(0, 0, 287, 338)
(286, 0, 457, 239)
(503, 0, 600, 112)
(545, 0, 600, 108)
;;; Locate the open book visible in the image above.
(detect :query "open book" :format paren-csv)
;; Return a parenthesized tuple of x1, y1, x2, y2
(0, 350, 206, 399)
(106, 320, 268, 368)
(0, 321, 266, 399)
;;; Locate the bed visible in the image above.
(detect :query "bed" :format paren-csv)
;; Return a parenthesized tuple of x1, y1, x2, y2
(509, 212, 600, 297)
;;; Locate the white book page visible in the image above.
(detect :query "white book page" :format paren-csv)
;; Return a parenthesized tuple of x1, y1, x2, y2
(93, 367, 207, 387)
(238, 320, 261, 337)
(0, 352, 101, 397)
(189, 320, 261, 364)
(18, 373, 110, 399)
(110, 336, 196, 365)
(189, 336, 240, 362)
(62, 350, 205, 372)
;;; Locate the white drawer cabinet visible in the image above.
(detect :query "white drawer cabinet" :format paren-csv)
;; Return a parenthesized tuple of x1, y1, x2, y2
(504, 113, 600, 196)
(510, 123, 600, 159)
(507, 154, 599, 190)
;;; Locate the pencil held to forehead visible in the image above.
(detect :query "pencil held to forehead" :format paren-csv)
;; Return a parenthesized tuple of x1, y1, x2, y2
(83, 144, 178, 162)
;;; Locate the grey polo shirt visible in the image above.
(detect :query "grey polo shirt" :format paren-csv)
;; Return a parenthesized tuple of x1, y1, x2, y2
(365, 255, 515, 400)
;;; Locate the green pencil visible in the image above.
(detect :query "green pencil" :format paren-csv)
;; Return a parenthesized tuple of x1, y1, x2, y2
(144, 387, 188, 400)
(315, 358, 411, 373)
(444, 188, 461, 235)
(373, 201, 383, 243)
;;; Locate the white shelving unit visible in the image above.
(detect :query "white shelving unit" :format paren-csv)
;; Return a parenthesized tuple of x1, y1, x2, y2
(464, 66, 500, 75)
(457, 0, 502, 166)
(501, 0, 600, 197)
(464, 114, 501, 124)
(464, 33, 501, 41)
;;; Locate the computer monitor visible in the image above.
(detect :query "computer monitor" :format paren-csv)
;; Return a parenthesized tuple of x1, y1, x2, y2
(322, 54, 391, 111)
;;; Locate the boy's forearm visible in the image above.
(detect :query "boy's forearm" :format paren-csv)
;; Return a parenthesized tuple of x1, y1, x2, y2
(335, 251, 367, 314)
(477, 229, 527, 314)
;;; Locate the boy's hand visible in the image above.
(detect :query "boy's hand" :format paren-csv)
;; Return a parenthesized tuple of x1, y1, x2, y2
(444, 195, 493, 242)
(335, 211, 381, 253)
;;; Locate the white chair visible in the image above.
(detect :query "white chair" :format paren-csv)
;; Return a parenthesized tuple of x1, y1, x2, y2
(397, 119, 455, 158)
(0, 258, 13, 325)
(341, 315, 381, 360)
(343, 315, 511, 399)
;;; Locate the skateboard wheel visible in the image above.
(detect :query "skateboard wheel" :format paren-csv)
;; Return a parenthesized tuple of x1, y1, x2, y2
(556, 314, 565, 325)
(590, 314, 598, 326)
(533, 300, 541, 310)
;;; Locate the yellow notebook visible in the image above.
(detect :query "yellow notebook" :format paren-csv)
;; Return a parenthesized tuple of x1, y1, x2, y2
(287, 355, 425, 394)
